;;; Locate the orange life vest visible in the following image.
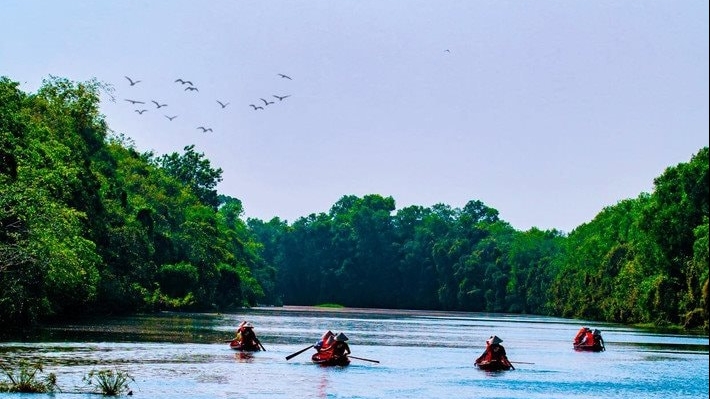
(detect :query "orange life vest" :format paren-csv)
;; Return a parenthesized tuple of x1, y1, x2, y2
(574, 327, 589, 345)
(481, 344, 506, 362)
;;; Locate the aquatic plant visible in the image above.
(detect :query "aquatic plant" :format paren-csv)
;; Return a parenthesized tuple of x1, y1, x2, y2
(0, 360, 58, 393)
(83, 368, 135, 396)
(316, 303, 344, 308)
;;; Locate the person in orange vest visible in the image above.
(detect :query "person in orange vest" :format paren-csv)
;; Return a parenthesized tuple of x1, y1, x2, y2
(580, 328, 596, 346)
(314, 330, 335, 352)
(325, 332, 351, 360)
(573, 327, 590, 346)
(475, 335, 512, 367)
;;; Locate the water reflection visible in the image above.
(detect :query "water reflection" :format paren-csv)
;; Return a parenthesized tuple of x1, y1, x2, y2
(317, 372, 329, 398)
(0, 307, 707, 399)
(233, 351, 254, 363)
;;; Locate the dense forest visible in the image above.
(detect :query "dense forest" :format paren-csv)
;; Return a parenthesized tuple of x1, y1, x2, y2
(1, 77, 707, 331)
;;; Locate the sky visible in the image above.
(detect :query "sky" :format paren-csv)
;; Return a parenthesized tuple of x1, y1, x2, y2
(2, 1, 708, 233)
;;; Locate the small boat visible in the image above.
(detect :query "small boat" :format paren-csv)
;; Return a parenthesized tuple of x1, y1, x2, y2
(573, 342, 605, 352)
(475, 360, 512, 371)
(573, 327, 606, 352)
(229, 339, 262, 351)
(311, 351, 350, 366)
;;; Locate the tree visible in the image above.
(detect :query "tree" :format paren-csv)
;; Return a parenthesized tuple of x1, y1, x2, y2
(0, 77, 104, 323)
(156, 145, 223, 209)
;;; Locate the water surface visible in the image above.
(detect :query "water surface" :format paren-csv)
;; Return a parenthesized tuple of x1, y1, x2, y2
(1, 307, 707, 398)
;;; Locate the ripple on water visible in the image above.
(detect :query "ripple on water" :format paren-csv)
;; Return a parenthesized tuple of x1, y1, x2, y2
(0, 309, 707, 399)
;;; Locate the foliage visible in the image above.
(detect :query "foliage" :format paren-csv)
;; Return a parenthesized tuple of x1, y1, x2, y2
(0, 360, 58, 393)
(0, 76, 267, 324)
(548, 147, 708, 328)
(83, 368, 134, 396)
(0, 76, 102, 323)
(156, 144, 223, 209)
(157, 262, 200, 297)
(252, 149, 708, 329)
(316, 303, 345, 308)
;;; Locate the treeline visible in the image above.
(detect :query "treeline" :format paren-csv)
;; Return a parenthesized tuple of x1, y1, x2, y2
(549, 147, 708, 327)
(0, 76, 276, 325)
(1, 77, 707, 330)
(251, 143, 708, 329)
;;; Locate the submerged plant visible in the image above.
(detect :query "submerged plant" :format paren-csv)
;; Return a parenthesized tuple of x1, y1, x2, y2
(83, 368, 135, 396)
(0, 360, 58, 393)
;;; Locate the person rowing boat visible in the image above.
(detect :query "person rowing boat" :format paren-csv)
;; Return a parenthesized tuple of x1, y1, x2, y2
(229, 321, 265, 351)
(312, 332, 351, 366)
(474, 335, 514, 371)
(573, 327, 605, 352)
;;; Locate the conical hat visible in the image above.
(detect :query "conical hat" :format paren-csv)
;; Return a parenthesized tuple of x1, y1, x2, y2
(243, 322, 254, 328)
(486, 335, 503, 345)
(335, 332, 349, 341)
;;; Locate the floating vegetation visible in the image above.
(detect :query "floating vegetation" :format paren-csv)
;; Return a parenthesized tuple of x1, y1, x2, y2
(0, 360, 58, 393)
(315, 303, 345, 308)
(83, 368, 135, 396)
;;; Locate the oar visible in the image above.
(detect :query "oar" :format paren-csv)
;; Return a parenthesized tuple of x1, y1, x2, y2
(255, 337, 266, 351)
(510, 361, 534, 364)
(285, 345, 314, 360)
(347, 355, 379, 363)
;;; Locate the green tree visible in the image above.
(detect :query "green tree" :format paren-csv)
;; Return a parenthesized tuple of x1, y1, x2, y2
(156, 145, 223, 209)
(0, 77, 103, 323)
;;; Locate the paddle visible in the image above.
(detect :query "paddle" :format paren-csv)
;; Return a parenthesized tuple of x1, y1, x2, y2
(285, 345, 314, 360)
(347, 355, 379, 363)
(255, 337, 266, 351)
(510, 361, 534, 364)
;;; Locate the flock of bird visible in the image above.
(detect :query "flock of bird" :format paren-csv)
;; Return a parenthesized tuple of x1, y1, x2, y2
(121, 73, 293, 133)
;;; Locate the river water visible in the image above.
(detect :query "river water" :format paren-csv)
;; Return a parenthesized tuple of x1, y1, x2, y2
(0, 307, 707, 399)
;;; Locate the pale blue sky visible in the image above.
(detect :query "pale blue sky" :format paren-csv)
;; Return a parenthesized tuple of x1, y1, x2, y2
(2, 1, 708, 232)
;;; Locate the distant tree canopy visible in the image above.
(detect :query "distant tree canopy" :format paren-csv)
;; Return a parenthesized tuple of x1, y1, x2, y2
(248, 150, 708, 330)
(1, 76, 707, 331)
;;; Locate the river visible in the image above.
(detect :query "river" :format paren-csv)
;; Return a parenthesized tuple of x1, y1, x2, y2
(0, 306, 707, 398)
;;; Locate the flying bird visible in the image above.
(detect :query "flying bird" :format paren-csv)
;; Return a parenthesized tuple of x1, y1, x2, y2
(152, 100, 168, 108)
(185, 86, 199, 92)
(216, 100, 230, 108)
(444, 49, 451, 53)
(125, 76, 141, 86)
(135, 109, 148, 114)
(249, 104, 263, 110)
(277, 73, 292, 80)
(165, 115, 178, 121)
(260, 98, 274, 106)
(273, 94, 291, 101)
(125, 99, 145, 104)
(174, 78, 193, 85)
(197, 126, 213, 132)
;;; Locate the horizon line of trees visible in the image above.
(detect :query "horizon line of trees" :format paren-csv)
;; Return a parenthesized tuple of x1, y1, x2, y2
(251, 145, 707, 329)
(1, 76, 707, 332)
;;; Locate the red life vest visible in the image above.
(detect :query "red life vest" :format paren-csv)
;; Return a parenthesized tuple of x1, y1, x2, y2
(583, 331, 595, 346)
(481, 344, 506, 362)
(574, 327, 589, 345)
